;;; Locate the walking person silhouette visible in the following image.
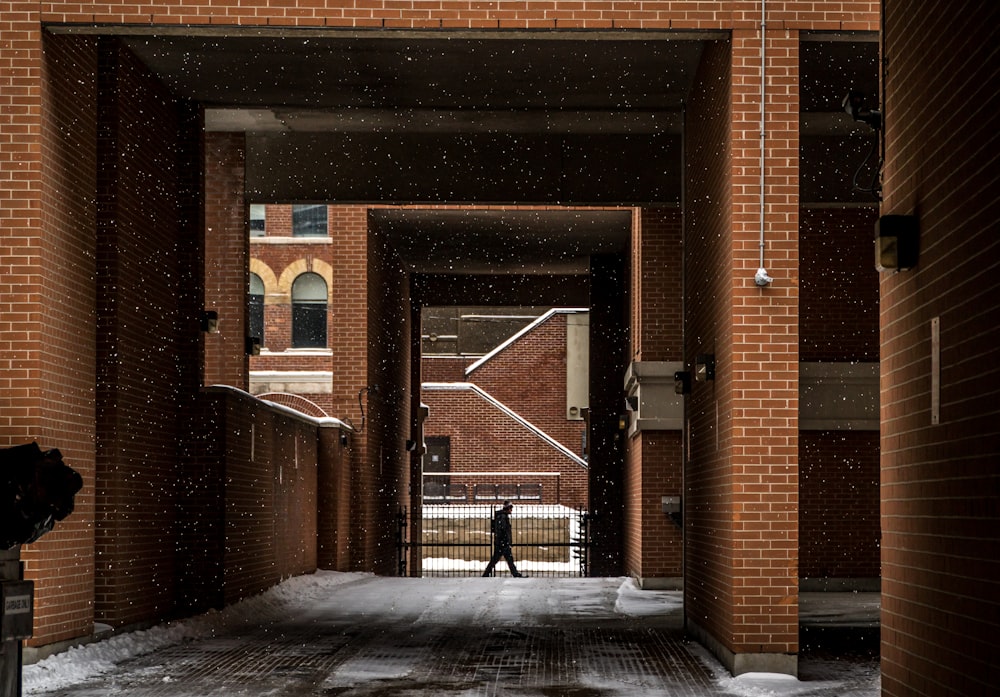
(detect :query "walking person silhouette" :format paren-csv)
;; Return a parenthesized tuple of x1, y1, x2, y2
(483, 500, 523, 577)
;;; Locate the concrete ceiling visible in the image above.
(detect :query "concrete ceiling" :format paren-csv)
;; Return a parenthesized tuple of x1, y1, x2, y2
(52, 26, 877, 275)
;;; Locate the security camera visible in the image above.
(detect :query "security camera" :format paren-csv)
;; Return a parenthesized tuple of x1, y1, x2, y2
(843, 89, 882, 131)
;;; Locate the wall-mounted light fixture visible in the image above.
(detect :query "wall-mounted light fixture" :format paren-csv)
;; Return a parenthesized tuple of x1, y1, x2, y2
(662, 495, 682, 528)
(695, 354, 715, 382)
(674, 370, 692, 395)
(200, 310, 219, 333)
(875, 214, 919, 271)
(843, 89, 882, 131)
(245, 336, 261, 356)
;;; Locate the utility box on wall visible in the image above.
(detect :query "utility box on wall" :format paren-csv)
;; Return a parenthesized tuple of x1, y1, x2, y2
(1, 580, 33, 642)
(623, 361, 685, 435)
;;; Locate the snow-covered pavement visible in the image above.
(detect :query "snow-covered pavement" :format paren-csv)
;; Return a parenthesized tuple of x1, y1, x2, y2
(23, 572, 880, 696)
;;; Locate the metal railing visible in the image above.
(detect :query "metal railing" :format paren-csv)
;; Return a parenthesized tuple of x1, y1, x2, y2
(399, 504, 590, 578)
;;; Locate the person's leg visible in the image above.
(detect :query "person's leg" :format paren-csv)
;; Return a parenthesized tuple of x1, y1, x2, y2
(502, 547, 522, 577)
(483, 547, 502, 577)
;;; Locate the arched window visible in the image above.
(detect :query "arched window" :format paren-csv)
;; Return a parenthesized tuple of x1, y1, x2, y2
(249, 273, 265, 347)
(291, 272, 327, 348)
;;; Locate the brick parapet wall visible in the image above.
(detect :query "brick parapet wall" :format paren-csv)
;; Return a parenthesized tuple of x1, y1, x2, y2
(184, 388, 322, 610)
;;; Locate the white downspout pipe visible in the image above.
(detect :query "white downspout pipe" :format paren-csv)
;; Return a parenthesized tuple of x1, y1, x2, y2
(754, 0, 774, 287)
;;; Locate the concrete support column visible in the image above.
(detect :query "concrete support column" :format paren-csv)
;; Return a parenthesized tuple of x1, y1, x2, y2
(683, 30, 801, 677)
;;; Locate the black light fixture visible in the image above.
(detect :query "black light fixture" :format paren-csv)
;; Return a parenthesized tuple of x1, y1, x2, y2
(843, 89, 881, 131)
(674, 370, 692, 395)
(695, 354, 715, 382)
(875, 214, 919, 271)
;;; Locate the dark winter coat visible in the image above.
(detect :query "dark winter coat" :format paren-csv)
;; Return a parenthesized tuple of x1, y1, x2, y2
(493, 509, 513, 548)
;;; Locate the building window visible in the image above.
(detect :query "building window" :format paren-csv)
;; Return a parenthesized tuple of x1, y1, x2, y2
(249, 273, 265, 346)
(292, 204, 328, 237)
(291, 272, 327, 348)
(249, 204, 266, 237)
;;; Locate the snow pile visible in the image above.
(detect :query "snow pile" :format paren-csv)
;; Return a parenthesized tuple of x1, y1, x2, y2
(614, 577, 683, 617)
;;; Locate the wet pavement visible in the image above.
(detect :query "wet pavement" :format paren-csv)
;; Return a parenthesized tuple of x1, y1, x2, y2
(25, 575, 880, 697)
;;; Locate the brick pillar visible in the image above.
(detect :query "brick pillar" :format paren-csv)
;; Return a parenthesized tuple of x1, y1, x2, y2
(2, 28, 100, 647)
(328, 206, 372, 570)
(204, 133, 249, 388)
(683, 31, 800, 676)
(624, 207, 684, 587)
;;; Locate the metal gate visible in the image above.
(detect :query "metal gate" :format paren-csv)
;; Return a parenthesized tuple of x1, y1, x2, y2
(398, 504, 591, 578)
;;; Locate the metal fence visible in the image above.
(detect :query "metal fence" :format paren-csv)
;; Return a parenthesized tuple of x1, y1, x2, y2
(399, 504, 590, 578)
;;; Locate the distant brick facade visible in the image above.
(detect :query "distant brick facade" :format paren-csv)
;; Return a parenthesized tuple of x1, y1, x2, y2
(421, 310, 589, 510)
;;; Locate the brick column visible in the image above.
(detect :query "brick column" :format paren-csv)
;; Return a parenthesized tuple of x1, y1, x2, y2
(204, 133, 249, 388)
(624, 207, 684, 587)
(684, 30, 801, 677)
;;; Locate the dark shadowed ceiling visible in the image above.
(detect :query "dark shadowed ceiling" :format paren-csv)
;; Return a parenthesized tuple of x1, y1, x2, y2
(48, 26, 877, 273)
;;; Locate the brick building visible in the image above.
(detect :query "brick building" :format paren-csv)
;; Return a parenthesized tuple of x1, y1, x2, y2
(1, 1, 997, 693)
(421, 308, 591, 510)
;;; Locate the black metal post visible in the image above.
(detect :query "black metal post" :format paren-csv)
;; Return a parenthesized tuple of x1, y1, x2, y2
(1, 546, 28, 697)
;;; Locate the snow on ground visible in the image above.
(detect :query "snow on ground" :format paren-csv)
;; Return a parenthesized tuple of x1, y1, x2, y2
(22, 571, 369, 695)
(22, 571, 877, 697)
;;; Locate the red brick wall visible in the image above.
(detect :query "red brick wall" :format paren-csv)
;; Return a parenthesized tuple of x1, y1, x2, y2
(798, 431, 879, 578)
(797, 205, 880, 582)
(317, 426, 353, 571)
(624, 207, 684, 582)
(36, 1, 877, 31)
(422, 356, 470, 383)
(361, 213, 413, 575)
(422, 386, 588, 509)
(631, 207, 683, 363)
(92, 39, 204, 628)
(18, 33, 101, 646)
(466, 311, 586, 459)
(204, 133, 249, 388)
(684, 28, 802, 663)
(182, 388, 322, 610)
(880, 2, 1000, 695)
(219, 398, 319, 604)
(799, 206, 879, 363)
(684, 37, 738, 650)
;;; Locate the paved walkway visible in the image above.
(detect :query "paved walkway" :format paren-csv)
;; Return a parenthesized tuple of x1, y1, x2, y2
(24, 575, 880, 697)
